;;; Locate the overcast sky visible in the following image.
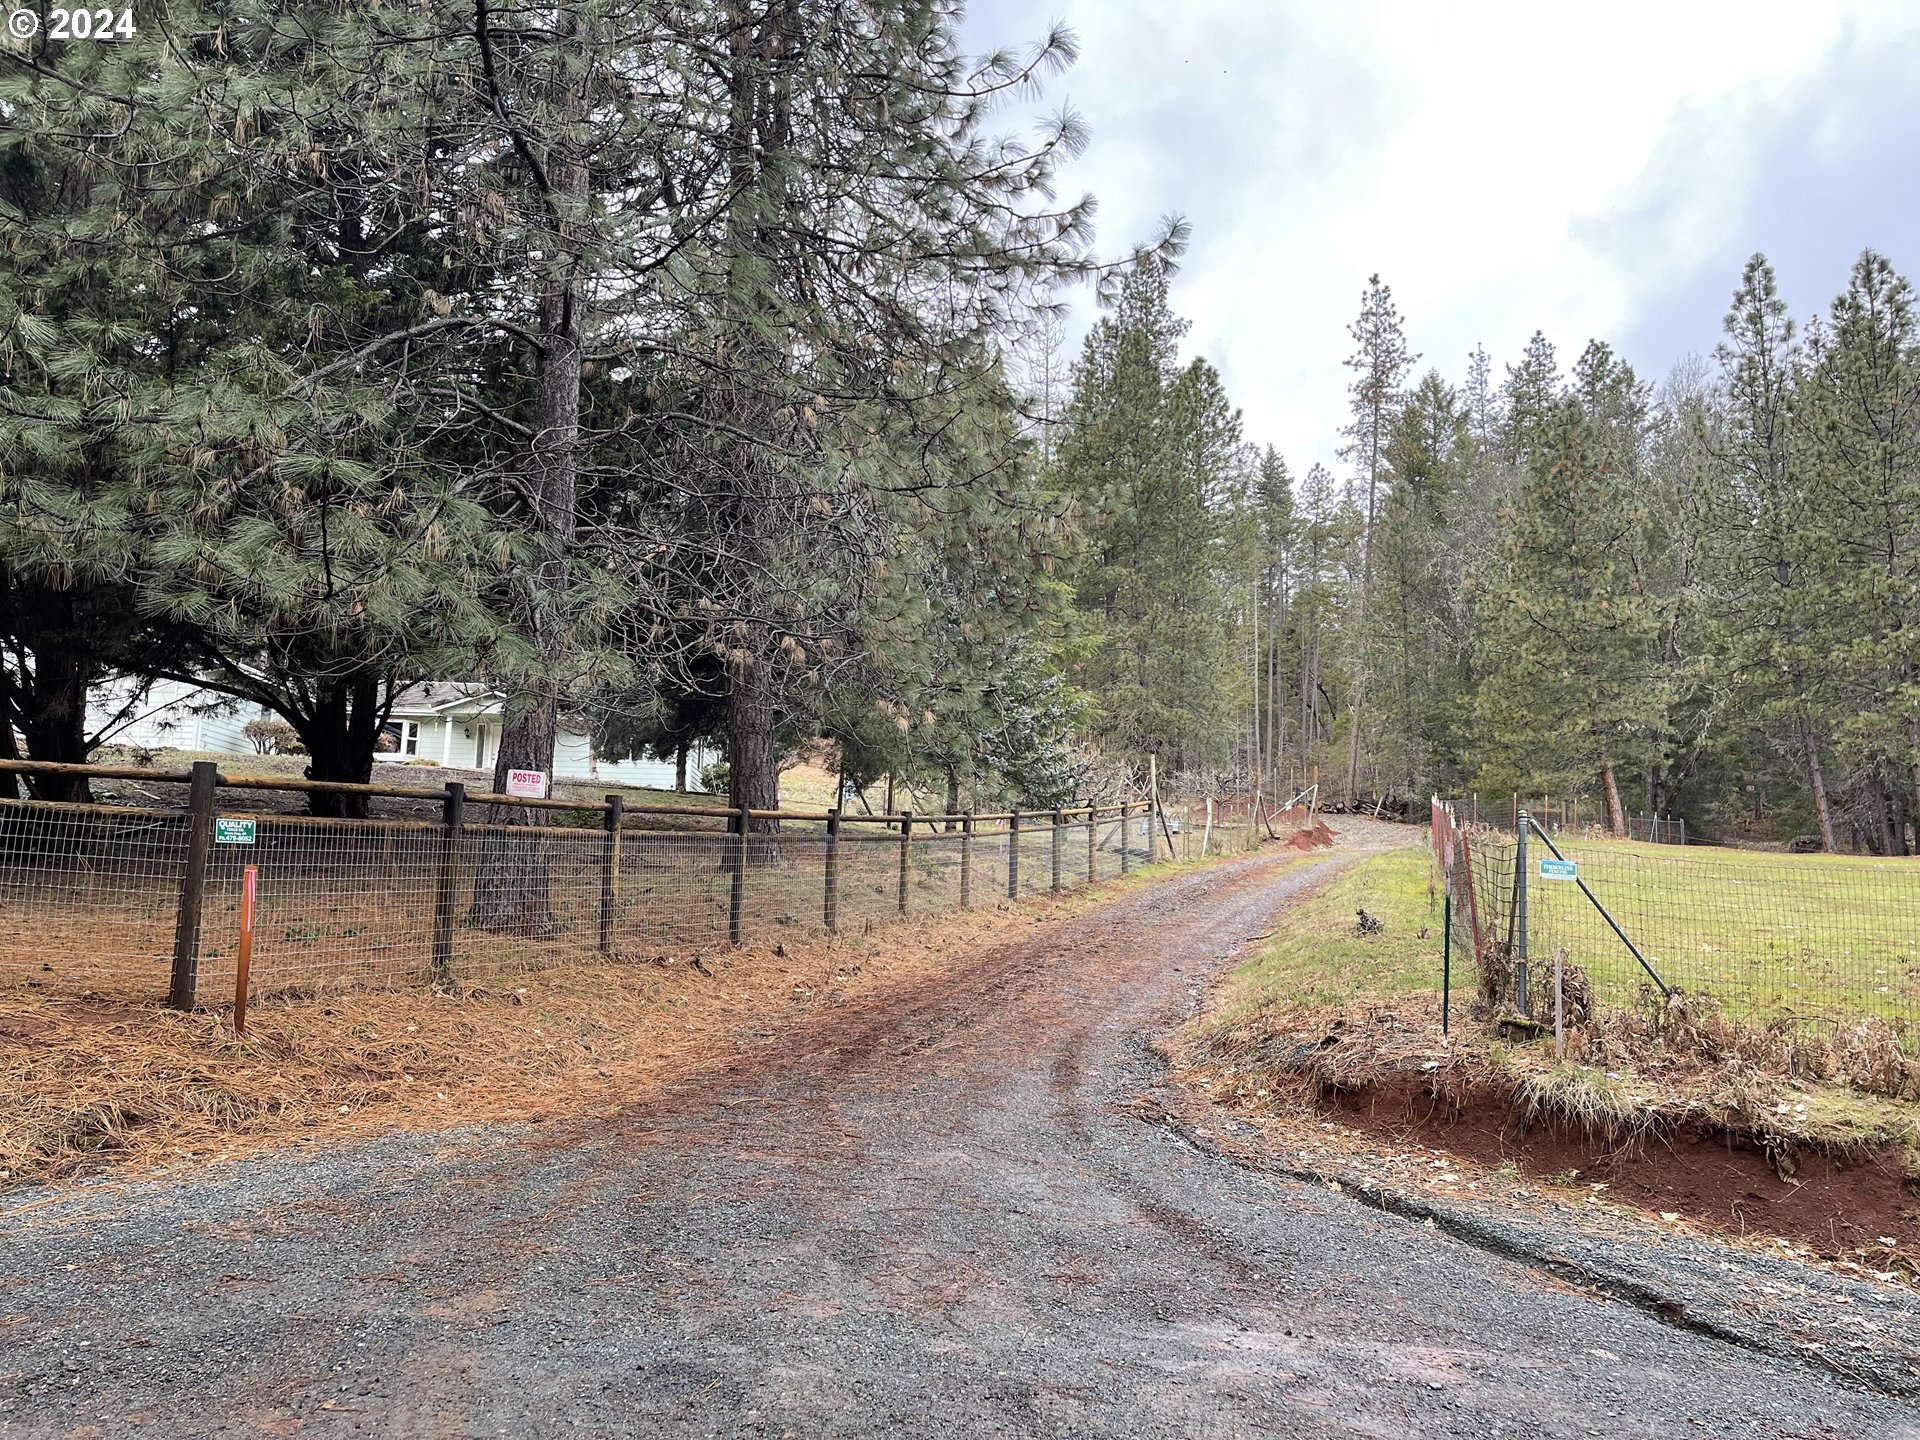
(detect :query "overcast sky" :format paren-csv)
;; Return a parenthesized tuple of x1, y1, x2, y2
(961, 0, 1920, 472)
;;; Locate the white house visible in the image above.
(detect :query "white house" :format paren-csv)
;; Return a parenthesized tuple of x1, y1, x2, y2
(86, 677, 271, 754)
(384, 682, 714, 790)
(85, 677, 713, 791)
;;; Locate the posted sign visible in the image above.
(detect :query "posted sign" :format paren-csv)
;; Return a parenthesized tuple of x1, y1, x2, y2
(506, 769, 549, 799)
(214, 817, 257, 845)
(1538, 857, 1578, 882)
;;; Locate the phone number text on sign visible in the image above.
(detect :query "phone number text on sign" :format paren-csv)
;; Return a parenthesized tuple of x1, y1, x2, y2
(7, 7, 138, 40)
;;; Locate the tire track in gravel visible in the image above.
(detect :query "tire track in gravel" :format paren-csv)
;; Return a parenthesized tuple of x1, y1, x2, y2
(3, 849, 1917, 1439)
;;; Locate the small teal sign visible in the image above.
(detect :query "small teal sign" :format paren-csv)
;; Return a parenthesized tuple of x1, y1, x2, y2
(214, 817, 257, 845)
(1538, 857, 1577, 881)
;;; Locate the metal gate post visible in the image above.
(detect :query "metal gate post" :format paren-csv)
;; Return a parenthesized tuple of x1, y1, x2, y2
(1514, 808, 1530, 1016)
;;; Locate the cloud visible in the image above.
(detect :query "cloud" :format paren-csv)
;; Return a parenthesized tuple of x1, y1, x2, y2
(961, 0, 1920, 470)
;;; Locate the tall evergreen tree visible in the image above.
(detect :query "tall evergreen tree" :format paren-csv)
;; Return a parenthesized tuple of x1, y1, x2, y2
(1473, 398, 1663, 831)
(1338, 274, 1413, 802)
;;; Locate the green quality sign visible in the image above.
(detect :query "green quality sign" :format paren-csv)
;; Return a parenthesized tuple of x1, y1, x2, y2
(1537, 857, 1577, 881)
(214, 817, 258, 845)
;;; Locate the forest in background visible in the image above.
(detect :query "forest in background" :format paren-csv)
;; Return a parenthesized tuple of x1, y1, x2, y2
(3, 2, 1917, 853)
(1062, 252, 1920, 853)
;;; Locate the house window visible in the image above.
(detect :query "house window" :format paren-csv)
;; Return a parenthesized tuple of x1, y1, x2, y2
(400, 721, 421, 756)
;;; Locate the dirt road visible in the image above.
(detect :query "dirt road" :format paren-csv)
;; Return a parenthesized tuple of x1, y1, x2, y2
(4, 852, 1917, 1438)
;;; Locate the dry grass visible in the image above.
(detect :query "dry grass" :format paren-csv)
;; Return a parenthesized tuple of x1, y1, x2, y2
(0, 877, 1148, 1191)
(1586, 988, 1920, 1101)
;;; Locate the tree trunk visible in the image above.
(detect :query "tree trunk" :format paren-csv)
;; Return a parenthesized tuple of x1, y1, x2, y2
(674, 739, 689, 793)
(1798, 707, 1837, 852)
(287, 675, 387, 819)
(468, 24, 587, 936)
(725, 642, 780, 834)
(1600, 757, 1627, 837)
(14, 643, 95, 804)
(1868, 767, 1896, 856)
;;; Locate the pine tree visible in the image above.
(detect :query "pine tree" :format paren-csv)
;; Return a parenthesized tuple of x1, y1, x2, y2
(1699, 254, 1839, 848)
(1801, 250, 1920, 852)
(1338, 275, 1414, 802)
(1473, 398, 1664, 829)
(1055, 263, 1241, 772)
(1372, 370, 1468, 796)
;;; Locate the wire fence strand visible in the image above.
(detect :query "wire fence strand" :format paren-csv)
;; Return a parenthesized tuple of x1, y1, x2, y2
(1436, 798, 1920, 1031)
(0, 770, 1171, 1010)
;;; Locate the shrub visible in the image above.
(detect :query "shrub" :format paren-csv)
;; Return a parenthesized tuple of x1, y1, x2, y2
(244, 718, 305, 756)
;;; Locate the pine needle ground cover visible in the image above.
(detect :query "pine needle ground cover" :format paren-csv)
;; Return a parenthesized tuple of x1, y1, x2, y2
(0, 865, 1186, 1192)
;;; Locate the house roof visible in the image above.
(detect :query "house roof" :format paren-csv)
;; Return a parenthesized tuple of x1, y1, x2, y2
(389, 682, 506, 717)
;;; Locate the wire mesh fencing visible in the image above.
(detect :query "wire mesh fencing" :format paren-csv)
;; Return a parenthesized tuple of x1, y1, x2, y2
(0, 761, 1168, 1011)
(1437, 800, 1920, 1032)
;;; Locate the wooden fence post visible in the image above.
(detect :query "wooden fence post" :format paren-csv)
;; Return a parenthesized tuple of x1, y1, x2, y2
(1120, 802, 1132, 875)
(1051, 807, 1064, 893)
(1147, 755, 1160, 865)
(823, 808, 841, 933)
(1085, 800, 1096, 884)
(896, 808, 912, 915)
(166, 760, 219, 1009)
(598, 793, 622, 954)
(959, 811, 973, 909)
(729, 802, 749, 945)
(1008, 809, 1021, 899)
(430, 781, 464, 988)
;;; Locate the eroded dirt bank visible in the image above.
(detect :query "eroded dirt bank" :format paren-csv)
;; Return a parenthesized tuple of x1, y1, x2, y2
(4, 852, 1918, 1439)
(1315, 1071, 1918, 1257)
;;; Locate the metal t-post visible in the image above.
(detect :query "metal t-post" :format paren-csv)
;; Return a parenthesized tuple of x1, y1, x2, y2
(1008, 809, 1021, 898)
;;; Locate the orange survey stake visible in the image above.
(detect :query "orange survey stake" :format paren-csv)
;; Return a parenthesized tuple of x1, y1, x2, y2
(232, 864, 258, 1036)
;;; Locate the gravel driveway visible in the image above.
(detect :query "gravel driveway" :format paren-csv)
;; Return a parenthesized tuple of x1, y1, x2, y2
(4, 852, 1917, 1438)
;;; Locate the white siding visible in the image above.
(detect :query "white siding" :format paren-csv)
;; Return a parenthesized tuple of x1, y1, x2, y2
(551, 731, 711, 792)
(86, 678, 268, 755)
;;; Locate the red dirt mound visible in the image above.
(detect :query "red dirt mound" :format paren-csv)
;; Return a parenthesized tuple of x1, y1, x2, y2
(1284, 822, 1335, 851)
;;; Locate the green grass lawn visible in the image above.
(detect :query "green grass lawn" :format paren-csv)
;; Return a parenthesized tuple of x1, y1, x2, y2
(1213, 845, 1447, 1021)
(1501, 836, 1920, 1025)
(1208, 836, 1920, 1034)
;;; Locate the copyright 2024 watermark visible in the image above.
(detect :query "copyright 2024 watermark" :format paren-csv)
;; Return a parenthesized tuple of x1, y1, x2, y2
(6, 6, 138, 41)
